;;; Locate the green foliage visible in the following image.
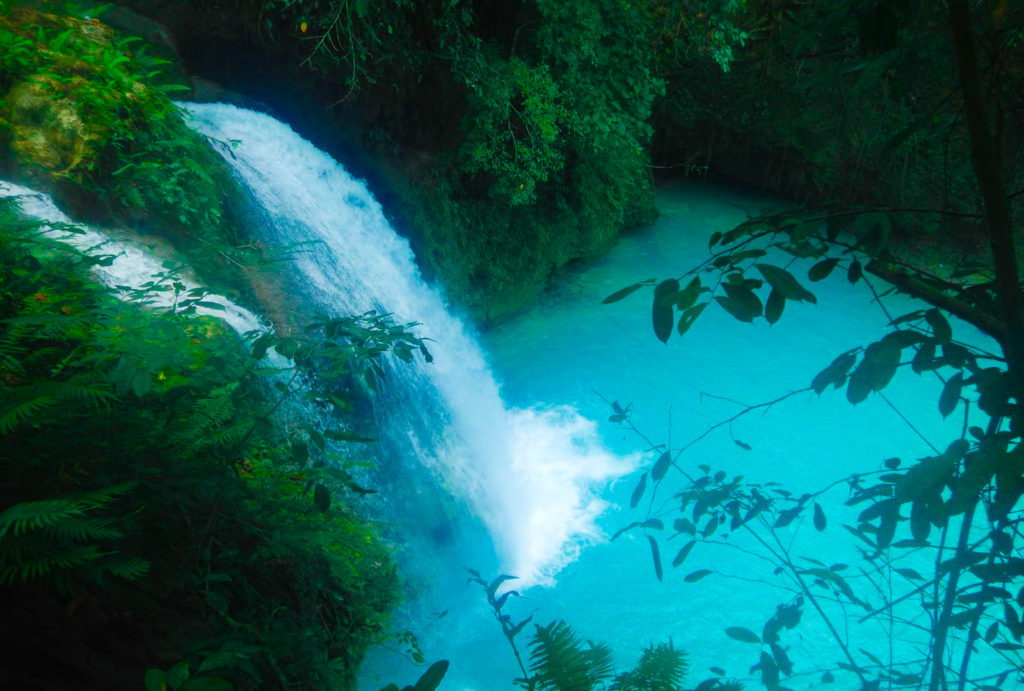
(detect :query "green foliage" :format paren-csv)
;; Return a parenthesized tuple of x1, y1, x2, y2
(0, 195, 410, 689)
(0, 2, 245, 271)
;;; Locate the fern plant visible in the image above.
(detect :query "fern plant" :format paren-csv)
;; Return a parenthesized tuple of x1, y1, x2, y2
(529, 621, 616, 691)
(0, 483, 150, 586)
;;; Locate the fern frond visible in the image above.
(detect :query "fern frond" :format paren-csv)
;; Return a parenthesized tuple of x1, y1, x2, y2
(0, 482, 135, 538)
(0, 496, 89, 538)
(45, 515, 124, 543)
(213, 420, 255, 448)
(0, 394, 57, 434)
(529, 621, 600, 691)
(609, 641, 687, 691)
(0, 540, 104, 583)
(104, 556, 151, 580)
(34, 381, 115, 407)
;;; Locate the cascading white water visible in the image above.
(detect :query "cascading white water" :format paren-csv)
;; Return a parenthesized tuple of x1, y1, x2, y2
(0, 180, 267, 337)
(182, 102, 634, 586)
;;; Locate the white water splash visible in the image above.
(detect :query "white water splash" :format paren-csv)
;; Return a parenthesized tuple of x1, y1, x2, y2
(0, 180, 267, 337)
(183, 102, 633, 584)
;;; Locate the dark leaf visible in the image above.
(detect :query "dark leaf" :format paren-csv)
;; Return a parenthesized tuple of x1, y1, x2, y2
(895, 567, 924, 580)
(813, 502, 827, 531)
(675, 277, 703, 310)
(652, 451, 672, 483)
(716, 284, 763, 322)
(808, 258, 840, 282)
(765, 288, 785, 325)
(760, 650, 780, 691)
(925, 309, 952, 343)
(653, 279, 680, 343)
(602, 281, 650, 304)
(756, 264, 817, 303)
(939, 372, 964, 419)
(775, 506, 802, 528)
(985, 622, 999, 644)
(630, 473, 647, 509)
(412, 660, 449, 691)
(847, 339, 901, 405)
(734, 439, 752, 451)
(685, 569, 712, 582)
(648, 536, 663, 582)
(883, 457, 901, 469)
(677, 302, 709, 336)
(847, 259, 863, 284)
(726, 627, 761, 644)
(910, 500, 930, 542)
(672, 540, 696, 568)
(769, 643, 793, 676)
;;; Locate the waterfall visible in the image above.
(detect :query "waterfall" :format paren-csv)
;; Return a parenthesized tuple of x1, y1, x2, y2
(182, 102, 633, 586)
(0, 180, 266, 337)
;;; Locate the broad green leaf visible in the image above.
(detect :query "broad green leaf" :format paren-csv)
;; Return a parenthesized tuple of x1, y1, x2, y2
(145, 669, 168, 691)
(726, 626, 761, 643)
(765, 288, 784, 325)
(939, 372, 964, 419)
(652, 279, 679, 343)
(756, 264, 817, 303)
(808, 258, 840, 281)
(648, 535, 663, 582)
(167, 661, 190, 690)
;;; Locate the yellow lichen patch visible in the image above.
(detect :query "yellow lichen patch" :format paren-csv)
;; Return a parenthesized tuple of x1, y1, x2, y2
(3, 77, 98, 177)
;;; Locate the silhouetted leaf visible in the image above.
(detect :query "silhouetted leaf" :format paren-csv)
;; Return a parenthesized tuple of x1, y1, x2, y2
(611, 522, 640, 541)
(985, 622, 999, 643)
(811, 350, 858, 394)
(884, 457, 901, 469)
(925, 308, 952, 343)
(630, 473, 647, 509)
(765, 288, 785, 325)
(674, 302, 708, 336)
(675, 277, 703, 310)
(847, 339, 901, 404)
(939, 373, 963, 419)
(910, 500, 930, 542)
(653, 279, 679, 343)
(775, 506, 802, 528)
(769, 643, 793, 676)
(685, 569, 712, 582)
(652, 451, 672, 483)
(412, 660, 449, 691)
(602, 281, 651, 304)
(716, 284, 763, 322)
(813, 503, 827, 531)
(734, 439, 752, 450)
(808, 258, 840, 282)
(756, 264, 817, 303)
(726, 627, 761, 643)
(895, 567, 924, 580)
(672, 540, 696, 568)
(847, 259, 863, 284)
(759, 650, 780, 691)
(648, 536, 663, 582)
(643, 519, 664, 531)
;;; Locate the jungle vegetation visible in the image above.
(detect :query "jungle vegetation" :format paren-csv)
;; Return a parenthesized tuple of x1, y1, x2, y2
(1, 0, 1023, 690)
